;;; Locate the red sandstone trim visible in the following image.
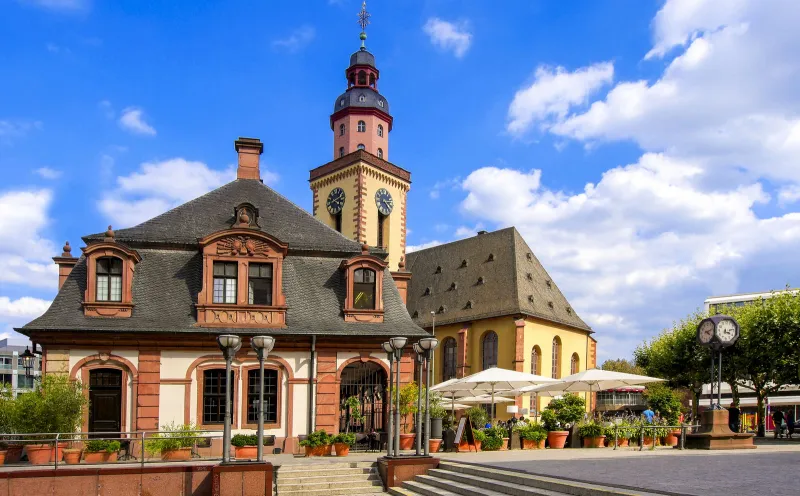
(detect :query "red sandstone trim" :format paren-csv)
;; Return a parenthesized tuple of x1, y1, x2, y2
(309, 150, 410, 183)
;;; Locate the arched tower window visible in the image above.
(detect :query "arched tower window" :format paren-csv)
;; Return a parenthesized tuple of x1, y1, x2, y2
(482, 331, 498, 370)
(357, 144, 365, 150)
(353, 268, 376, 309)
(377, 212, 386, 248)
(339, 147, 345, 158)
(96, 257, 123, 302)
(377, 124, 384, 137)
(530, 345, 542, 413)
(570, 353, 580, 375)
(357, 70, 367, 86)
(551, 337, 562, 379)
(358, 121, 366, 133)
(377, 148, 383, 159)
(442, 337, 457, 381)
(369, 73, 376, 88)
(339, 123, 345, 136)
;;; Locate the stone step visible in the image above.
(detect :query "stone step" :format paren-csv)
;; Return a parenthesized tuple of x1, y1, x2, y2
(425, 470, 565, 496)
(277, 484, 385, 496)
(393, 480, 460, 496)
(415, 474, 521, 496)
(277, 461, 377, 471)
(277, 473, 381, 489)
(276, 468, 377, 482)
(437, 461, 664, 496)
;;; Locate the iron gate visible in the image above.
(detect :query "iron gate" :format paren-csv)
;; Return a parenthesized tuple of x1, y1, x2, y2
(339, 361, 387, 433)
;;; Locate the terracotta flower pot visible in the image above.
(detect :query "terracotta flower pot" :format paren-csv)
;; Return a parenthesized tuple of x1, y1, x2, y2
(161, 447, 192, 461)
(399, 434, 415, 450)
(522, 439, 545, 450)
(474, 440, 481, 451)
(83, 451, 118, 464)
(0, 451, 6, 465)
(63, 449, 82, 465)
(582, 436, 605, 448)
(26, 445, 53, 465)
(305, 444, 330, 457)
(5, 445, 23, 464)
(304, 446, 313, 457)
(428, 439, 442, 453)
(547, 431, 569, 449)
(234, 446, 258, 459)
(616, 438, 629, 447)
(663, 431, 679, 447)
(643, 436, 655, 447)
(334, 443, 350, 456)
(499, 437, 509, 451)
(50, 442, 68, 462)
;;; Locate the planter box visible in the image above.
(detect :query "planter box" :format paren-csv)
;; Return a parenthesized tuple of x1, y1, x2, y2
(5, 445, 23, 464)
(305, 444, 331, 457)
(83, 451, 118, 464)
(334, 443, 350, 456)
(522, 439, 545, 449)
(582, 436, 606, 448)
(234, 446, 258, 459)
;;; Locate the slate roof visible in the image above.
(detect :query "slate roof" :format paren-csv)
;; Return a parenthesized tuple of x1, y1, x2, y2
(22, 249, 425, 337)
(405, 227, 591, 332)
(83, 179, 364, 253)
(332, 87, 390, 115)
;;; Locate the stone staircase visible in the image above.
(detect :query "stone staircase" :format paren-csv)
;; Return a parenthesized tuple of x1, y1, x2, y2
(389, 461, 666, 496)
(276, 461, 385, 495)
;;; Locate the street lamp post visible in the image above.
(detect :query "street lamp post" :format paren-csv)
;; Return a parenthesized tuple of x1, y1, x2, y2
(217, 334, 242, 463)
(389, 337, 407, 457)
(250, 336, 276, 462)
(419, 337, 439, 456)
(20, 347, 35, 378)
(382, 341, 394, 457)
(413, 342, 425, 456)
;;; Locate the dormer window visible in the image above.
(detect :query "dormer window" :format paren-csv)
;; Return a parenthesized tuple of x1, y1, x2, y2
(248, 263, 273, 305)
(487, 253, 495, 262)
(423, 287, 431, 296)
(96, 257, 122, 302)
(353, 268, 376, 309)
(449, 282, 457, 291)
(340, 249, 387, 323)
(213, 262, 237, 304)
(460, 259, 468, 268)
(477, 276, 485, 285)
(435, 266, 442, 274)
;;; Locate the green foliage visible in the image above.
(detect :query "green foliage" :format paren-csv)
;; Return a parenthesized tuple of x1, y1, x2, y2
(442, 414, 455, 431)
(465, 406, 488, 429)
(472, 429, 487, 442)
(0, 384, 14, 435)
(84, 439, 120, 453)
(231, 434, 271, 447)
(544, 393, 585, 427)
(485, 426, 508, 439)
(332, 432, 356, 445)
(145, 422, 203, 455)
(342, 395, 365, 434)
(605, 420, 635, 440)
(540, 409, 559, 431)
(299, 429, 332, 448)
(10, 374, 87, 443)
(643, 383, 683, 425)
(514, 422, 547, 442)
(577, 421, 604, 439)
(426, 392, 448, 419)
(480, 435, 503, 451)
(391, 382, 419, 433)
(600, 359, 644, 375)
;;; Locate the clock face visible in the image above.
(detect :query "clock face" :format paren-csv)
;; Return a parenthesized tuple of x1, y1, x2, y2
(698, 320, 714, 344)
(326, 187, 345, 215)
(375, 188, 393, 215)
(716, 319, 737, 343)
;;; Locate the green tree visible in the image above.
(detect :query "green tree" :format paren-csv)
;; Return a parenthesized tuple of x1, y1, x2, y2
(642, 383, 683, 425)
(600, 359, 644, 375)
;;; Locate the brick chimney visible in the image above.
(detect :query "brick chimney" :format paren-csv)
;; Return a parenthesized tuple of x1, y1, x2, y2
(234, 137, 264, 180)
(52, 241, 78, 290)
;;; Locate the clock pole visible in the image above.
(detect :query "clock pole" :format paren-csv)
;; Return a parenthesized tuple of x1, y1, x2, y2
(717, 349, 722, 408)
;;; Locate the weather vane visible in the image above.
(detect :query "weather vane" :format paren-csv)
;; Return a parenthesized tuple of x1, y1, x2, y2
(358, 1, 370, 49)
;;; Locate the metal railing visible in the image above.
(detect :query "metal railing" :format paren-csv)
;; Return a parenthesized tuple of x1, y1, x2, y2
(607, 423, 701, 451)
(0, 431, 225, 470)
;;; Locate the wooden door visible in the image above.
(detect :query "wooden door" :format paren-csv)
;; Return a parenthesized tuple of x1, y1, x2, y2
(89, 369, 122, 434)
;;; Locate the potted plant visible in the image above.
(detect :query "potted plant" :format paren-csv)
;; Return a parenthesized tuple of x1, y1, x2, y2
(299, 429, 332, 457)
(231, 434, 272, 460)
(145, 422, 202, 461)
(515, 423, 547, 449)
(472, 429, 486, 451)
(427, 393, 447, 453)
(578, 421, 605, 448)
(394, 382, 419, 450)
(465, 406, 489, 430)
(542, 393, 585, 449)
(83, 440, 120, 463)
(606, 420, 631, 447)
(643, 385, 683, 446)
(332, 432, 355, 456)
(63, 447, 82, 465)
(479, 429, 504, 451)
(487, 426, 509, 451)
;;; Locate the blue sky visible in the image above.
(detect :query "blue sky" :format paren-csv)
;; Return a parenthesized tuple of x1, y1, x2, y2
(3, 0, 800, 361)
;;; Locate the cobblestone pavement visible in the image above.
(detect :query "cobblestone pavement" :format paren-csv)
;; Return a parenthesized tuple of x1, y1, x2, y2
(479, 447, 800, 496)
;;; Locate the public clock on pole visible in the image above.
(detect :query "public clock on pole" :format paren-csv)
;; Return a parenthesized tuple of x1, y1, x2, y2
(696, 315, 740, 349)
(326, 187, 345, 215)
(375, 188, 393, 215)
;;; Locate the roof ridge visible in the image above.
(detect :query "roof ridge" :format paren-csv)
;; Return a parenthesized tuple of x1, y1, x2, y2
(406, 226, 517, 256)
(509, 227, 522, 313)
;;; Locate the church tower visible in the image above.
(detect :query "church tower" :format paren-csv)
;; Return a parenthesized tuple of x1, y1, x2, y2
(309, 2, 410, 273)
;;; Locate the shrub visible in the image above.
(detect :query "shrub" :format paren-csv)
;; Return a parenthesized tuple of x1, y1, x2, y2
(486, 426, 508, 439)
(299, 429, 332, 448)
(578, 421, 604, 439)
(480, 435, 503, 451)
(85, 439, 120, 453)
(12, 375, 87, 443)
(514, 423, 547, 442)
(333, 432, 356, 445)
(231, 434, 272, 447)
(391, 382, 419, 433)
(342, 396, 365, 434)
(643, 384, 683, 425)
(472, 430, 487, 442)
(465, 406, 488, 429)
(544, 393, 585, 427)
(605, 420, 634, 441)
(540, 409, 559, 431)
(145, 422, 203, 455)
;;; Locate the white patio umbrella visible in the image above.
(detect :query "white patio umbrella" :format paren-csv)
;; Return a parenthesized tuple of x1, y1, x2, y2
(431, 378, 497, 418)
(519, 369, 664, 413)
(459, 395, 516, 404)
(433, 367, 560, 420)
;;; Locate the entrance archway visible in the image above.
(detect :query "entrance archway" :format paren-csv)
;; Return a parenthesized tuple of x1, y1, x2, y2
(339, 361, 387, 433)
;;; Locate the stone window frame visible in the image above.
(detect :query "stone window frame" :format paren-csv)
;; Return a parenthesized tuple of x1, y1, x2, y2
(442, 337, 457, 381)
(240, 364, 282, 430)
(196, 364, 240, 431)
(570, 352, 580, 375)
(551, 336, 562, 379)
(82, 242, 141, 318)
(196, 229, 288, 328)
(340, 251, 388, 323)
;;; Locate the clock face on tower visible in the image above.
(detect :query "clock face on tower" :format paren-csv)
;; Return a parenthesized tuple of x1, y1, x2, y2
(326, 187, 345, 215)
(698, 320, 714, 344)
(375, 188, 393, 215)
(716, 319, 737, 344)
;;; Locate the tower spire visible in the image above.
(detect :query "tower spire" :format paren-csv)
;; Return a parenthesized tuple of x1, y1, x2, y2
(357, 1, 370, 50)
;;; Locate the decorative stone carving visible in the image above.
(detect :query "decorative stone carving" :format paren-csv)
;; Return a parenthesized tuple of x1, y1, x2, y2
(216, 236, 270, 257)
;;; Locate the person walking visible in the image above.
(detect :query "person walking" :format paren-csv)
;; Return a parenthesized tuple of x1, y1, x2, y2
(727, 403, 741, 433)
(772, 408, 785, 438)
(642, 406, 655, 423)
(786, 409, 795, 439)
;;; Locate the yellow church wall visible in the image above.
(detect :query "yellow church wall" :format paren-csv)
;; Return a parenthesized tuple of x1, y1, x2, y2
(362, 166, 407, 271)
(431, 322, 460, 383)
(310, 164, 361, 236)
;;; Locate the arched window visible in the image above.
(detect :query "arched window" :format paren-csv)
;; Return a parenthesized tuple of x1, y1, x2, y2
(358, 120, 366, 132)
(570, 353, 580, 375)
(530, 345, 542, 413)
(339, 147, 345, 158)
(339, 123, 345, 136)
(377, 148, 383, 159)
(96, 257, 123, 302)
(357, 144, 365, 150)
(482, 331, 498, 370)
(551, 337, 562, 379)
(377, 124, 384, 137)
(353, 268, 376, 309)
(369, 73, 376, 87)
(358, 70, 367, 85)
(442, 337, 457, 381)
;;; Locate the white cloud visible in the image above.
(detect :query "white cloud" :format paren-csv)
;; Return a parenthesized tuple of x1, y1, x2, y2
(0, 120, 42, 141)
(429, 177, 461, 199)
(98, 158, 277, 228)
(34, 167, 61, 179)
(0, 297, 51, 319)
(779, 185, 800, 205)
(407, 241, 444, 253)
(119, 107, 156, 136)
(271, 26, 315, 53)
(423, 18, 472, 58)
(506, 63, 614, 136)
